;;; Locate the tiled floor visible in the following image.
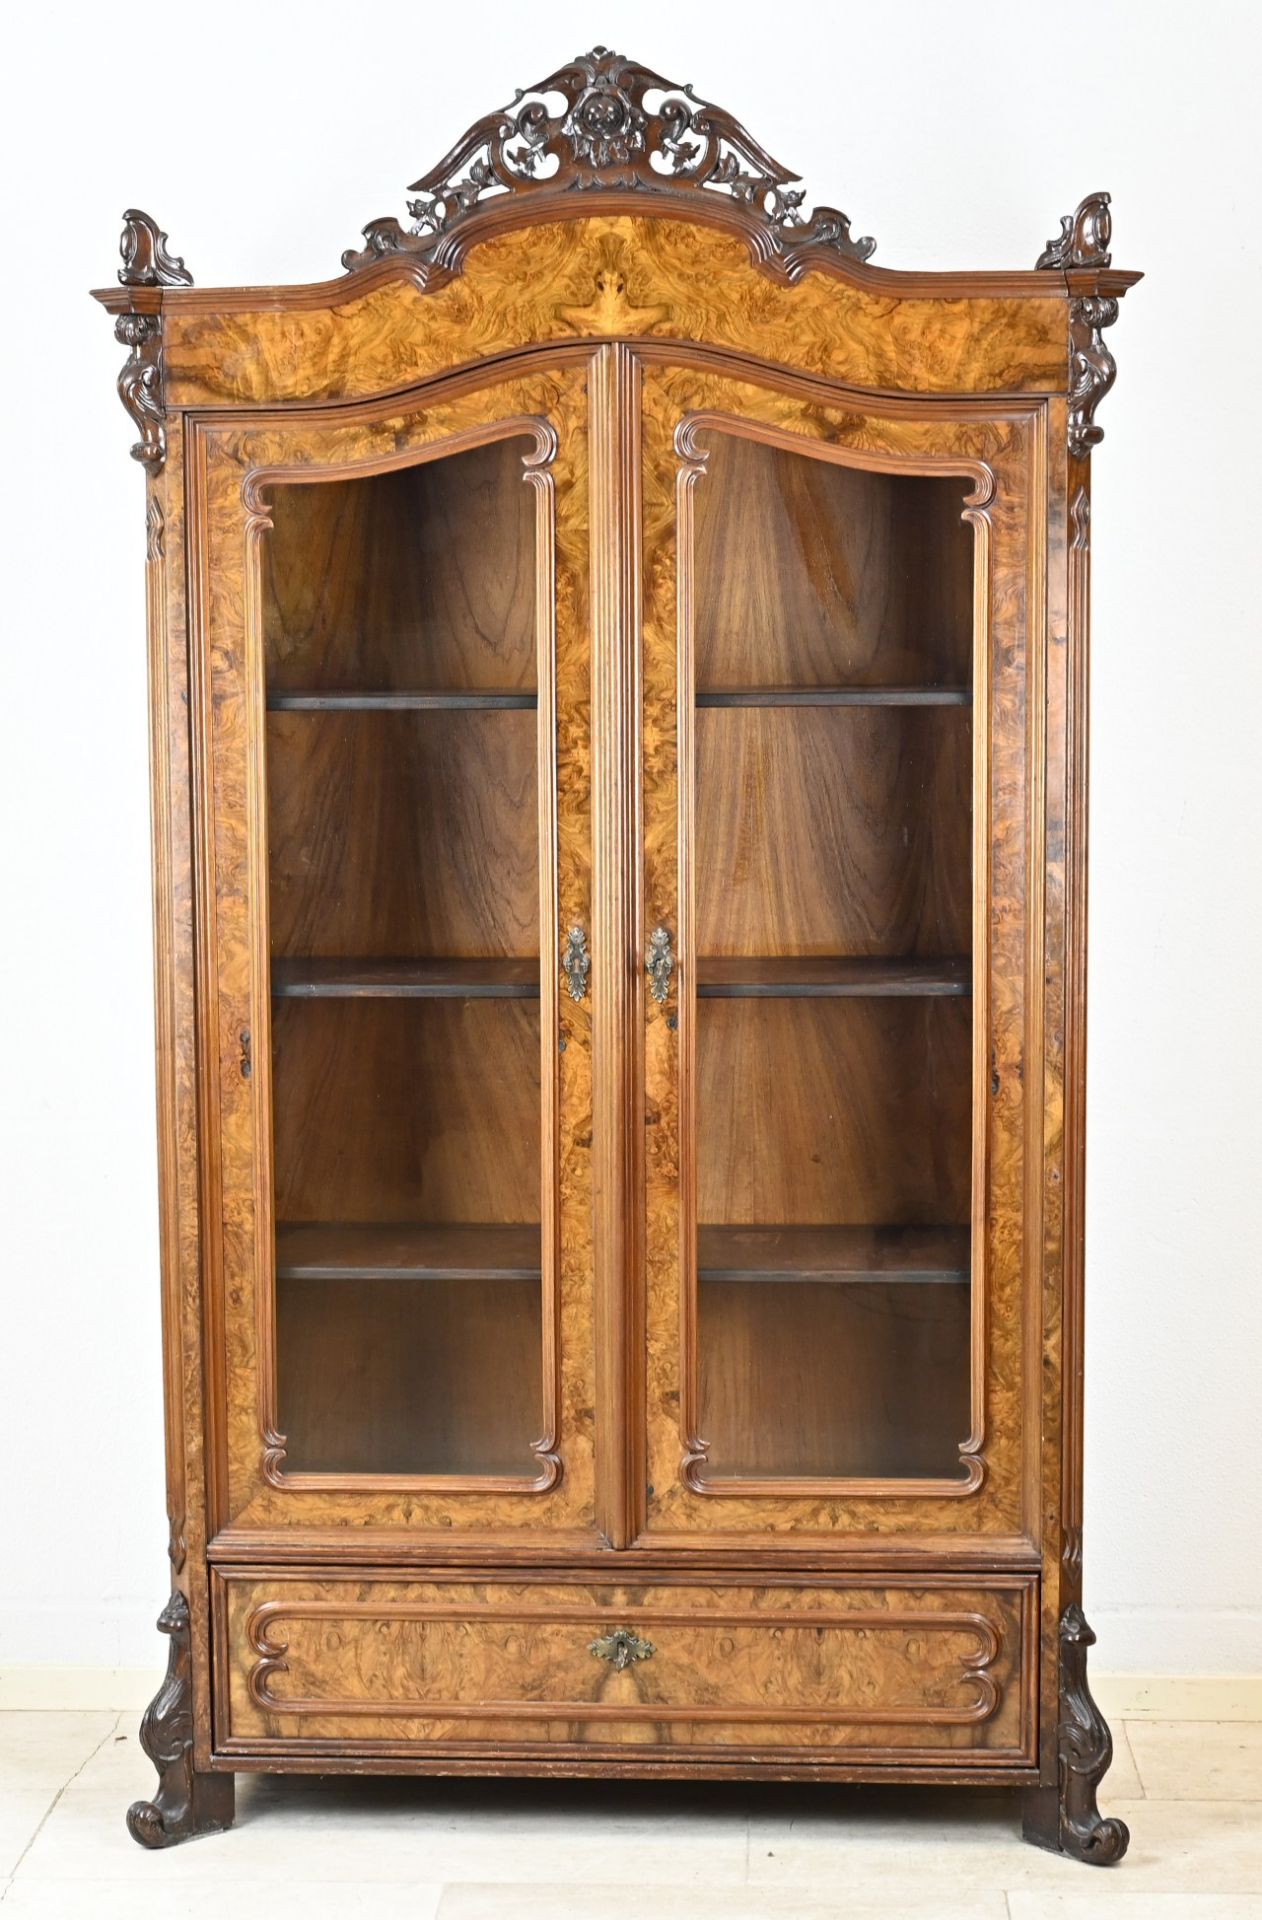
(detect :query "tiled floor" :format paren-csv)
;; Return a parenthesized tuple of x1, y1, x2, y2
(1, 1712, 1260, 1917)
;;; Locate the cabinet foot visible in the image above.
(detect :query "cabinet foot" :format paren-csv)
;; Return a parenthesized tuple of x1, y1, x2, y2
(126, 1592, 235, 1848)
(1023, 1604, 1129, 1865)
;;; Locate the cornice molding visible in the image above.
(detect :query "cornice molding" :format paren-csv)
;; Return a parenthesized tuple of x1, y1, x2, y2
(342, 46, 875, 275)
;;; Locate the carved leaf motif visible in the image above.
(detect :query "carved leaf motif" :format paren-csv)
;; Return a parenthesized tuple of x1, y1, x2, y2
(343, 47, 875, 271)
(1055, 1604, 1130, 1864)
(1067, 296, 1119, 460)
(115, 312, 166, 469)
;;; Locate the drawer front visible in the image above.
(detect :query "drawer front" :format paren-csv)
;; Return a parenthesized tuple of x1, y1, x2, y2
(214, 1571, 1037, 1764)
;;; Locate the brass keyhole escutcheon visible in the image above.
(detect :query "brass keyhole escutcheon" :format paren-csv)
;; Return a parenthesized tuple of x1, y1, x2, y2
(645, 925, 673, 1004)
(589, 1626, 655, 1671)
(562, 924, 590, 1003)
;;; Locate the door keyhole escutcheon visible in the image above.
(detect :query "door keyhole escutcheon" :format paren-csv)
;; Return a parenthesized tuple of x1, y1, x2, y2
(646, 926, 674, 1004)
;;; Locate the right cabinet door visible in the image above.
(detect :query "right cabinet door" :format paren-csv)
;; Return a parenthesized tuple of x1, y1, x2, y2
(639, 358, 1045, 1553)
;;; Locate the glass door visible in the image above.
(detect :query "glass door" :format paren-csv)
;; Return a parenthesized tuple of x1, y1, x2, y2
(689, 431, 975, 1482)
(197, 368, 597, 1537)
(262, 434, 547, 1478)
(640, 362, 1037, 1545)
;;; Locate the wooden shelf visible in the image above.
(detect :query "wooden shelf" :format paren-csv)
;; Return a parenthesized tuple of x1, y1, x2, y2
(698, 1224, 970, 1284)
(272, 957, 540, 999)
(696, 686, 971, 708)
(267, 689, 537, 711)
(276, 1221, 542, 1281)
(697, 956, 970, 998)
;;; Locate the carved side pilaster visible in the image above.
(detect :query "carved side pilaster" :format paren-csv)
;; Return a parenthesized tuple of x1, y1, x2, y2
(1024, 1605, 1130, 1865)
(1037, 194, 1125, 459)
(115, 312, 166, 468)
(1066, 296, 1120, 461)
(111, 211, 192, 471)
(126, 1592, 233, 1848)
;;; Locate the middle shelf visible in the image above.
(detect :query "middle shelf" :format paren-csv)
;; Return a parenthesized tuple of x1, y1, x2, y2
(274, 1221, 969, 1286)
(270, 955, 972, 999)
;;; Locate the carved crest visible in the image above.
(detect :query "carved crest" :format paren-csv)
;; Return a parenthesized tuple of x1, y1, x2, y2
(343, 47, 875, 272)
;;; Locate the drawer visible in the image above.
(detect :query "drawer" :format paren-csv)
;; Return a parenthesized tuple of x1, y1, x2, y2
(213, 1570, 1037, 1765)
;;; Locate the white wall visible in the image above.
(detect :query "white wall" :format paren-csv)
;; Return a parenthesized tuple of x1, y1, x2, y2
(1, 0, 1258, 1680)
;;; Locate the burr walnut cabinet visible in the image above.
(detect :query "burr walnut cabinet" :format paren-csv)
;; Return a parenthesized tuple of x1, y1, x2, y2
(93, 48, 1141, 1863)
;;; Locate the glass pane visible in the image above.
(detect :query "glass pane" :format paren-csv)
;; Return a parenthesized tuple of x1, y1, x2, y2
(262, 437, 544, 1476)
(692, 432, 974, 1479)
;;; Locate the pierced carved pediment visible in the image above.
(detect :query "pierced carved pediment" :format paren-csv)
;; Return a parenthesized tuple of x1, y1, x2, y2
(342, 47, 876, 273)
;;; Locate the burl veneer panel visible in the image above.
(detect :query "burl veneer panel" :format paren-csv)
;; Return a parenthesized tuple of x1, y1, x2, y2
(164, 216, 1068, 407)
(217, 1572, 1036, 1761)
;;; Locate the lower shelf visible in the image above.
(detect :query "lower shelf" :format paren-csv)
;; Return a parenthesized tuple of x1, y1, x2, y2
(212, 1568, 1038, 1767)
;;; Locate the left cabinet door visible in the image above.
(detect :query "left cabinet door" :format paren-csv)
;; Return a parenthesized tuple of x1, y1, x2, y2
(191, 363, 598, 1546)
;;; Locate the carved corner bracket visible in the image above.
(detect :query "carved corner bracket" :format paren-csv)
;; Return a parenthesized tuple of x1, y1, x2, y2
(111, 211, 193, 471)
(1025, 1604, 1130, 1865)
(126, 1591, 233, 1848)
(1036, 193, 1126, 460)
(343, 46, 875, 274)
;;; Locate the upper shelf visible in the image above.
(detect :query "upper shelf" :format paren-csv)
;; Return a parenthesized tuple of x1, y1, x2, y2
(697, 686, 971, 709)
(271, 956, 969, 999)
(267, 690, 536, 712)
(272, 958, 540, 999)
(276, 1220, 542, 1281)
(698, 957, 970, 998)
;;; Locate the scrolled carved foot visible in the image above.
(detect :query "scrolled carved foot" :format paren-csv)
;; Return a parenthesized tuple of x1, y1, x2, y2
(1023, 1604, 1130, 1866)
(126, 1592, 234, 1848)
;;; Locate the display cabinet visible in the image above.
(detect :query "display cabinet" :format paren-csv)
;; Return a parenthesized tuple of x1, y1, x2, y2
(93, 47, 1140, 1862)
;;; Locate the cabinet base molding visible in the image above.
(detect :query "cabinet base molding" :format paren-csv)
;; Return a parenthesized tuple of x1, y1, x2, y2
(1021, 1605, 1130, 1866)
(126, 1593, 235, 1850)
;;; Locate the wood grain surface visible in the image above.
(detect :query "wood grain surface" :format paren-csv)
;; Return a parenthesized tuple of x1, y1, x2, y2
(161, 217, 1070, 410)
(215, 1570, 1035, 1761)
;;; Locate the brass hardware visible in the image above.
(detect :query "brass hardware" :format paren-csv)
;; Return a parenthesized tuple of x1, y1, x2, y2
(562, 925, 590, 1002)
(646, 925, 674, 1003)
(589, 1626, 655, 1671)
(238, 1028, 252, 1079)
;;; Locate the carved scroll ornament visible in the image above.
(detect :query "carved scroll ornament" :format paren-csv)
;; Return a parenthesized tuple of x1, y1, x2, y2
(112, 211, 193, 470)
(1037, 193, 1123, 458)
(1053, 1605, 1131, 1863)
(343, 46, 875, 272)
(126, 1592, 232, 1847)
(1037, 191, 1111, 271)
